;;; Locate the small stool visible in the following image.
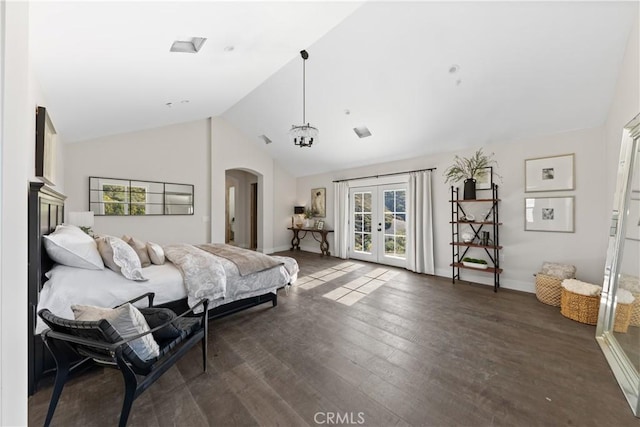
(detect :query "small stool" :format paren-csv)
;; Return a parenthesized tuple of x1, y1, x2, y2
(614, 302, 632, 333)
(613, 288, 635, 333)
(535, 262, 576, 307)
(560, 279, 601, 325)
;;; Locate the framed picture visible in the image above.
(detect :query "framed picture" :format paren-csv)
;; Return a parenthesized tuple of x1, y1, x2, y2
(315, 220, 325, 230)
(35, 106, 57, 185)
(525, 196, 574, 232)
(525, 153, 574, 192)
(311, 187, 326, 218)
(474, 166, 493, 190)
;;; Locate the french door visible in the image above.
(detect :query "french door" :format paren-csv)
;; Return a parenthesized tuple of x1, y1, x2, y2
(349, 184, 407, 268)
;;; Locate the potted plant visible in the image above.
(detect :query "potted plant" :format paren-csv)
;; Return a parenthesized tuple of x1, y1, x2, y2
(462, 257, 489, 270)
(303, 207, 316, 228)
(444, 148, 497, 199)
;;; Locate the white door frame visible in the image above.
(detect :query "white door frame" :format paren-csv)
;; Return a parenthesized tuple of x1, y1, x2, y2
(348, 182, 408, 268)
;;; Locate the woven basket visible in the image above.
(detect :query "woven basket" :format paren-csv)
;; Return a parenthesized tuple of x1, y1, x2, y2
(629, 293, 640, 327)
(560, 288, 600, 325)
(535, 274, 563, 307)
(614, 302, 633, 333)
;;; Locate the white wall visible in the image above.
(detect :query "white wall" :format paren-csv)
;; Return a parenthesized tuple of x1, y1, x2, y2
(604, 14, 639, 279)
(64, 119, 211, 244)
(1, 2, 29, 424)
(274, 161, 298, 252)
(298, 125, 608, 293)
(605, 12, 639, 208)
(211, 117, 294, 253)
(296, 11, 640, 293)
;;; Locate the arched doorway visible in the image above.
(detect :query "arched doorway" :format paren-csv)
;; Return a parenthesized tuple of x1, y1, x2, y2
(225, 169, 259, 250)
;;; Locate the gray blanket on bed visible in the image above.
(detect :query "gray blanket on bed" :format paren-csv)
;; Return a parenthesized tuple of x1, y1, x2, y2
(196, 244, 284, 276)
(164, 244, 227, 312)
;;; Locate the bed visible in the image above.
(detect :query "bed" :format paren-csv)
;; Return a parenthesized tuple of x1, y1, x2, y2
(27, 182, 298, 395)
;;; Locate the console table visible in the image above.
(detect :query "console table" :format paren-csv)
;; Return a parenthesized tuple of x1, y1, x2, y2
(288, 227, 334, 256)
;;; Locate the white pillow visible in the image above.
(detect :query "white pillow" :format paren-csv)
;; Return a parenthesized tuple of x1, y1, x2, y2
(122, 235, 151, 267)
(96, 236, 148, 281)
(146, 242, 165, 265)
(71, 303, 160, 361)
(43, 224, 104, 270)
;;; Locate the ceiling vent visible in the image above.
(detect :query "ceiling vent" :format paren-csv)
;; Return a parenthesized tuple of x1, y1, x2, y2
(259, 135, 272, 144)
(353, 126, 372, 139)
(170, 37, 207, 53)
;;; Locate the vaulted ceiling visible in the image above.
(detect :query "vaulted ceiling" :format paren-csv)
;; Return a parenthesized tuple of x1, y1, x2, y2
(29, 1, 637, 177)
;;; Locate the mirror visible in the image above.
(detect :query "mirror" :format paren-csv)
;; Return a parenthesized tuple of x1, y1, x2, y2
(596, 113, 640, 416)
(89, 177, 194, 216)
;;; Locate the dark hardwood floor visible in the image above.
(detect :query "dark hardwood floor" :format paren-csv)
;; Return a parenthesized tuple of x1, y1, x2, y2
(28, 251, 639, 426)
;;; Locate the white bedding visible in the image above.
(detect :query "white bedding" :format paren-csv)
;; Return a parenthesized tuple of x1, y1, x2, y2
(37, 253, 299, 334)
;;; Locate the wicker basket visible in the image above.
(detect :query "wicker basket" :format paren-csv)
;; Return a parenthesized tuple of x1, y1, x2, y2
(535, 274, 563, 307)
(560, 288, 600, 325)
(629, 293, 640, 327)
(614, 302, 633, 333)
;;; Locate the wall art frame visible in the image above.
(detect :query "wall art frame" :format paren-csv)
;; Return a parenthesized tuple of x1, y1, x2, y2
(524, 196, 574, 232)
(474, 166, 493, 190)
(525, 153, 574, 192)
(311, 187, 326, 218)
(35, 106, 57, 185)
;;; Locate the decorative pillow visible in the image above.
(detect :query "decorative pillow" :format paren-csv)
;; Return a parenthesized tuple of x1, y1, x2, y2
(71, 303, 160, 361)
(561, 278, 601, 296)
(96, 236, 148, 281)
(122, 235, 151, 267)
(540, 262, 576, 280)
(139, 307, 182, 340)
(146, 242, 165, 265)
(43, 224, 104, 270)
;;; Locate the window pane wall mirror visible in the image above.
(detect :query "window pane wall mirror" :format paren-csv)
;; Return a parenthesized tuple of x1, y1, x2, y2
(89, 177, 194, 216)
(596, 113, 640, 417)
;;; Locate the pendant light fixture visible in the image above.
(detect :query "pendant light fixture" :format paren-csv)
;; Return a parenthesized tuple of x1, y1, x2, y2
(290, 50, 318, 147)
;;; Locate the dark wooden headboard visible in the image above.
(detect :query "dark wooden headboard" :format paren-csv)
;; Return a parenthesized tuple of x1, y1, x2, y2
(28, 181, 66, 395)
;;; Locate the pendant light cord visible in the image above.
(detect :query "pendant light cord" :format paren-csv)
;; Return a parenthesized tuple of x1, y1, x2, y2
(302, 57, 306, 124)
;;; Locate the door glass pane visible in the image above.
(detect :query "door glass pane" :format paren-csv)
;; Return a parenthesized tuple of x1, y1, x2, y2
(355, 215, 363, 232)
(383, 189, 407, 259)
(396, 213, 406, 235)
(385, 191, 394, 211)
(353, 191, 373, 254)
(354, 233, 363, 251)
(396, 236, 406, 255)
(363, 234, 372, 252)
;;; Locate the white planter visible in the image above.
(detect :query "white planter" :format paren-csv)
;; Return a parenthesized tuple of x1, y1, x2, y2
(462, 261, 488, 270)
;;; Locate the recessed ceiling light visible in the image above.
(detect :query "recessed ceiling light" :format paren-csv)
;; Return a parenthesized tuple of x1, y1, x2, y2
(259, 135, 272, 144)
(344, 109, 351, 115)
(224, 46, 235, 52)
(170, 37, 207, 53)
(165, 102, 173, 108)
(449, 64, 460, 74)
(353, 126, 372, 139)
